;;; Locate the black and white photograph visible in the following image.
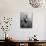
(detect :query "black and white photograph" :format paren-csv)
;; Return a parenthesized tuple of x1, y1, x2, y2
(20, 12, 33, 28)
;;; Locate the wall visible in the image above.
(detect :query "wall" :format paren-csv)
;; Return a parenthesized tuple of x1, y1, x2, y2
(0, 0, 46, 40)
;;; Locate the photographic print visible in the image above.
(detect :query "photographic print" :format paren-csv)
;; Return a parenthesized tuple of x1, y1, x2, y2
(20, 12, 33, 28)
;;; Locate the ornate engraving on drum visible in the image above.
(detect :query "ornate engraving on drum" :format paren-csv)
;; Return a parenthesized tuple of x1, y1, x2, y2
(29, 0, 43, 8)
